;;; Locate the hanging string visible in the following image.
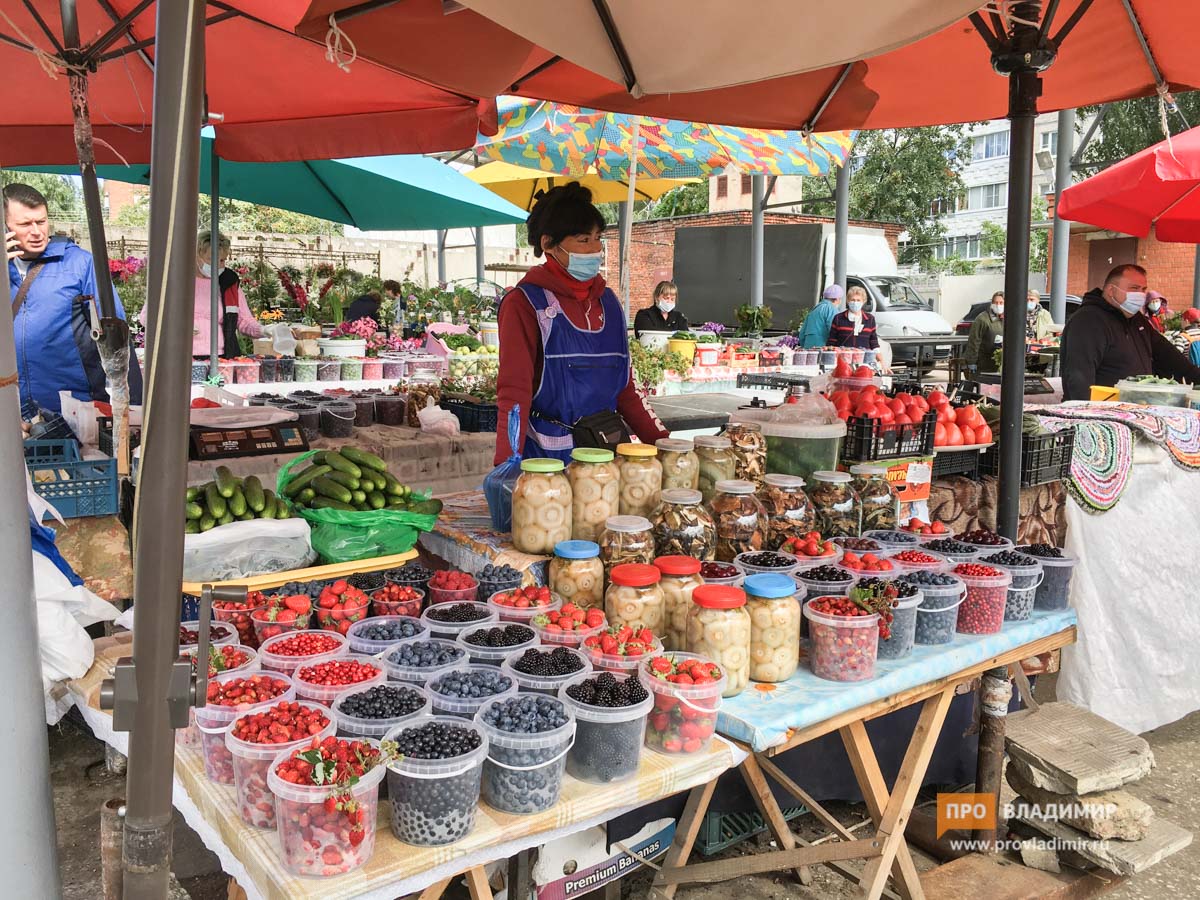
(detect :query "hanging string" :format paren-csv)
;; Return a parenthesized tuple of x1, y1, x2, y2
(324, 14, 358, 73)
(980, 1, 1041, 30)
(0, 8, 88, 79)
(1157, 84, 1181, 164)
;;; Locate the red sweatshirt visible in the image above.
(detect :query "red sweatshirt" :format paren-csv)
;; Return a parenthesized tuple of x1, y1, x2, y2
(494, 258, 668, 464)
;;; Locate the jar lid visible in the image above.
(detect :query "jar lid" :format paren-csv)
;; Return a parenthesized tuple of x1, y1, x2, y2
(604, 515, 652, 533)
(616, 442, 658, 458)
(743, 573, 797, 599)
(812, 470, 851, 483)
(655, 438, 694, 453)
(521, 458, 565, 473)
(609, 563, 661, 587)
(661, 488, 703, 505)
(654, 556, 702, 576)
(714, 479, 756, 495)
(555, 540, 600, 560)
(692, 584, 746, 609)
(763, 474, 805, 489)
(571, 447, 615, 464)
(693, 435, 731, 449)
(848, 464, 887, 476)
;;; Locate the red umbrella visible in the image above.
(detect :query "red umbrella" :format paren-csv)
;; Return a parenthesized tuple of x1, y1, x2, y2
(1058, 125, 1200, 242)
(264, 0, 1200, 131)
(0, 0, 495, 165)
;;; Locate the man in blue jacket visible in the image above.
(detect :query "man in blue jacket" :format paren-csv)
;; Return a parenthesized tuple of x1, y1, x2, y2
(798, 283, 844, 348)
(5, 183, 142, 413)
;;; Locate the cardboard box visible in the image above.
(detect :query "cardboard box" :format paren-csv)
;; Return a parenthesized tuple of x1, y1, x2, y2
(842, 454, 933, 503)
(535, 820, 674, 900)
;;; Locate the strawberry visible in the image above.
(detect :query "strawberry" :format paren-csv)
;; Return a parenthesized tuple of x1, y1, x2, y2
(682, 738, 702, 753)
(650, 712, 670, 732)
(663, 738, 683, 752)
(330, 580, 348, 596)
(284, 595, 311, 615)
(324, 796, 337, 814)
(348, 827, 365, 847)
(649, 657, 673, 675)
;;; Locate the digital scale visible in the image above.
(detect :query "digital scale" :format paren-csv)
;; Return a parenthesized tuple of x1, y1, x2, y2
(188, 421, 309, 460)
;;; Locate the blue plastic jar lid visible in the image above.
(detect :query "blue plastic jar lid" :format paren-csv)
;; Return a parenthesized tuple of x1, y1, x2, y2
(554, 540, 600, 560)
(743, 573, 798, 600)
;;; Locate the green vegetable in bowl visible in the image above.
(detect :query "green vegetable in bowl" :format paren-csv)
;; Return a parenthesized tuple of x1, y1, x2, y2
(670, 330, 698, 341)
(1125, 375, 1180, 386)
(443, 333, 483, 351)
(694, 333, 719, 344)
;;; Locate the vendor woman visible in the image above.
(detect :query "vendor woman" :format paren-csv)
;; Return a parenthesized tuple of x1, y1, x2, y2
(495, 183, 668, 464)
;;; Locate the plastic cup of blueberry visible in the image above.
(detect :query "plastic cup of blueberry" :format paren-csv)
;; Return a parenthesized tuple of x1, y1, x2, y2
(331, 682, 433, 738)
(382, 638, 467, 684)
(427, 663, 519, 719)
(384, 716, 489, 846)
(474, 563, 525, 603)
(558, 671, 653, 784)
(474, 695, 576, 815)
(346, 616, 428, 655)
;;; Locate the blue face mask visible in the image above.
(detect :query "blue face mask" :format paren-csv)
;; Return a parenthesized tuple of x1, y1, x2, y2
(560, 249, 603, 281)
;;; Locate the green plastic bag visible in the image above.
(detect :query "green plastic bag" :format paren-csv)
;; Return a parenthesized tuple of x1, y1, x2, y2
(276, 451, 439, 563)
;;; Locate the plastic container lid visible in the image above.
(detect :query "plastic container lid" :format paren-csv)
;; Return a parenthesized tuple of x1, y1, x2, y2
(381, 637, 467, 683)
(714, 479, 756, 494)
(604, 515, 652, 533)
(692, 584, 746, 609)
(346, 616, 428, 655)
(848, 464, 887, 476)
(763, 474, 805, 489)
(571, 447, 615, 464)
(555, 540, 600, 560)
(693, 435, 731, 449)
(330, 683, 433, 737)
(616, 442, 657, 458)
(382, 716, 489, 778)
(558, 671, 653, 723)
(812, 470, 852, 483)
(743, 573, 800, 600)
(655, 438, 694, 453)
(661, 488, 703, 505)
(654, 556, 702, 577)
(501, 648, 593, 693)
(426, 664, 519, 716)
(521, 458, 565, 473)
(609, 563, 662, 587)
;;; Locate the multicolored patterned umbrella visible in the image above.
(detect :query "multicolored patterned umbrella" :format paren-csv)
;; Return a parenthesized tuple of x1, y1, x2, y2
(476, 96, 855, 180)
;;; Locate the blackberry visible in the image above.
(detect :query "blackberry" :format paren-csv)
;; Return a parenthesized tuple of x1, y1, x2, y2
(981, 551, 1038, 568)
(923, 538, 977, 554)
(338, 684, 426, 720)
(738, 551, 796, 569)
(357, 618, 422, 643)
(464, 624, 534, 648)
(388, 640, 464, 669)
(564, 673, 647, 784)
(388, 720, 484, 845)
(799, 564, 852, 583)
(348, 571, 387, 592)
(1018, 543, 1063, 559)
(426, 603, 490, 623)
(565, 672, 648, 708)
(513, 647, 585, 677)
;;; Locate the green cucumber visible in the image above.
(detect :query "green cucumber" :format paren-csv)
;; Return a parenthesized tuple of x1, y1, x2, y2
(204, 484, 227, 519)
(261, 490, 277, 519)
(351, 489, 367, 505)
(185, 520, 200, 534)
(357, 474, 376, 493)
(381, 471, 405, 496)
(198, 514, 215, 532)
(327, 470, 360, 491)
(228, 488, 247, 517)
(312, 496, 355, 511)
(274, 503, 291, 519)
(321, 451, 361, 479)
(236, 511, 254, 521)
(284, 463, 331, 497)
(243, 476, 265, 512)
(313, 477, 353, 505)
(298, 487, 316, 504)
(367, 491, 386, 510)
(185, 502, 204, 521)
(217, 511, 234, 526)
(339, 447, 387, 472)
(185, 486, 201, 503)
(215, 465, 238, 498)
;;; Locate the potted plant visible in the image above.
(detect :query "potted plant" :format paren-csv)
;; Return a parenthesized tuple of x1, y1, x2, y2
(735, 303, 773, 340)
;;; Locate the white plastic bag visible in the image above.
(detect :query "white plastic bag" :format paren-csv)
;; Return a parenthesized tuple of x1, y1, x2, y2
(262, 322, 297, 356)
(418, 403, 461, 437)
(182, 517, 316, 582)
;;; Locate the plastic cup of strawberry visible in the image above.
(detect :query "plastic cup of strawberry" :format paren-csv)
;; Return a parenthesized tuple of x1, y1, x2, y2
(371, 584, 423, 617)
(783, 532, 838, 558)
(491, 585, 556, 609)
(583, 624, 657, 658)
(316, 581, 371, 633)
(641, 655, 724, 754)
(839, 551, 895, 573)
(532, 604, 606, 644)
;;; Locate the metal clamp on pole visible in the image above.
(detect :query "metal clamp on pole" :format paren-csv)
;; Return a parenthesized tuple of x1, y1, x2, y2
(188, 584, 248, 719)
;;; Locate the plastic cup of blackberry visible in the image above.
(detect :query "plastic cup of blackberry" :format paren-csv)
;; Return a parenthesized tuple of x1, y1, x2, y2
(502, 646, 593, 696)
(558, 671, 652, 785)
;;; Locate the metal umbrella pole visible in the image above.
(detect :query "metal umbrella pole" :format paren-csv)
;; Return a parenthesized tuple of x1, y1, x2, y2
(112, 1, 207, 896)
(1049, 109, 1075, 324)
(750, 173, 764, 308)
(619, 121, 640, 319)
(210, 153, 221, 378)
(833, 159, 850, 291)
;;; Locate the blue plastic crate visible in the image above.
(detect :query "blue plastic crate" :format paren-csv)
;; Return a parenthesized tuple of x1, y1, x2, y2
(26, 440, 119, 518)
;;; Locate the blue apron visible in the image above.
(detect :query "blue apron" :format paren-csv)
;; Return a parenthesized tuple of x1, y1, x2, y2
(514, 284, 630, 464)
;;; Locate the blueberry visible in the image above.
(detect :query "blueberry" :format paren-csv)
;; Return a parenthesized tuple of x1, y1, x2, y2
(388, 640, 465, 670)
(387, 721, 484, 845)
(480, 696, 571, 814)
(358, 618, 422, 643)
(923, 538, 978, 554)
(339, 684, 425, 720)
(430, 668, 513, 701)
(870, 531, 919, 544)
(799, 565, 852, 583)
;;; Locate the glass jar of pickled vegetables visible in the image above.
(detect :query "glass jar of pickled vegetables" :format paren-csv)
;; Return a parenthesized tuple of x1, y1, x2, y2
(756, 474, 816, 550)
(849, 464, 897, 533)
(686, 584, 751, 697)
(724, 421, 767, 487)
(406, 372, 441, 428)
(652, 488, 717, 561)
(548, 540, 605, 612)
(694, 435, 736, 504)
(654, 556, 703, 652)
(567, 447, 620, 543)
(743, 573, 802, 683)
(809, 470, 860, 538)
(710, 480, 765, 562)
(598, 515, 655, 579)
(512, 458, 573, 555)
(605, 563, 664, 633)
(656, 438, 700, 491)
(615, 443, 663, 519)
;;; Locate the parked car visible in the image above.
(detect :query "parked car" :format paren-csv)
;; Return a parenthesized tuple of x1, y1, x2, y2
(954, 294, 1082, 335)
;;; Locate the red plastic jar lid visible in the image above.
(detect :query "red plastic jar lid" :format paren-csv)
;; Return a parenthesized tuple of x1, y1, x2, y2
(693, 584, 747, 609)
(609, 563, 662, 587)
(654, 556, 702, 577)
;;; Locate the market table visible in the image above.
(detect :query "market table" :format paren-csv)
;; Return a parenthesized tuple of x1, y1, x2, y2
(69, 634, 742, 900)
(651, 609, 1078, 900)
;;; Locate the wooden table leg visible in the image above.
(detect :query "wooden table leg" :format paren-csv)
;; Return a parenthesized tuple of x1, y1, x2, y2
(418, 876, 454, 900)
(648, 777, 718, 900)
(465, 866, 494, 900)
(508, 848, 533, 900)
(739, 752, 813, 885)
(843, 688, 954, 900)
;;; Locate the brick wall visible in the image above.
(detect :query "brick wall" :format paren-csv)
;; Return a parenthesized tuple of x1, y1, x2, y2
(603, 211, 902, 316)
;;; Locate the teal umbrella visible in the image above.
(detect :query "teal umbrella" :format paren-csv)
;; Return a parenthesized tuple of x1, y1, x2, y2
(18, 136, 528, 229)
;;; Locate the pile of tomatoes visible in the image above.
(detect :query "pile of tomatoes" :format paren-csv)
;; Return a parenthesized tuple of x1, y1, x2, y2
(825, 384, 933, 430)
(927, 392, 993, 447)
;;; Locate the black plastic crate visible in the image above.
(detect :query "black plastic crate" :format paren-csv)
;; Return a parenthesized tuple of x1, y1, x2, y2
(698, 805, 809, 856)
(980, 427, 1076, 487)
(932, 447, 982, 479)
(440, 396, 499, 433)
(737, 372, 812, 392)
(840, 409, 936, 463)
(98, 416, 141, 457)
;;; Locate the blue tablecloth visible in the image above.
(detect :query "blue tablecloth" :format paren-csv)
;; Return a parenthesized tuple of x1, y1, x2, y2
(718, 609, 1076, 752)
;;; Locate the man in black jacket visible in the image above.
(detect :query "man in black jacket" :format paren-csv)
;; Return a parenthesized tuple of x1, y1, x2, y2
(1060, 264, 1200, 400)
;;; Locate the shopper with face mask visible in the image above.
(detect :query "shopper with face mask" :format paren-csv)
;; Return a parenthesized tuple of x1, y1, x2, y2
(1025, 288, 1054, 341)
(1145, 290, 1167, 333)
(827, 285, 879, 349)
(494, 183, 668, 464)
(1060, 264, 1200, 401)
(965, 292, 1005, 374)
(633, 280, 688, 337)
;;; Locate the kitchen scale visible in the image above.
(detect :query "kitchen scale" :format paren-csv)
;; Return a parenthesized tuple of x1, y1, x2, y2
(188, 421, 308, 460)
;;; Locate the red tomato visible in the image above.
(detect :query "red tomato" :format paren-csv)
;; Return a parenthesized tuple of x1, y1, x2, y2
(905, 404, 924, 422)
(911, 396, 930, 413)
(877, 403, 895, 425)
(945, 423, 964, 446)
(928, 390, 949, 408)
(889, 398, 907, 416)
(936, 406, 954, 424)
(854, 365, 874, 379)
(954, 406, 973, 426)
(831, 390, 851, 407)
(894, 412, 912, 426)
(894, 392, 912, 404)
(976, 423, 993, 443)
(959, 424, 976, 445)
(833, 359, 852, 377)
(934, 422, 948, 446)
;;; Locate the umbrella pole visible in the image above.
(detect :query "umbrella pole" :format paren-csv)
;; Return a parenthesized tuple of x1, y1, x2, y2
(475, 227, 486, 284)
(620, 123, 640, 319)
(1192, 247, 1200, 309)
(1049, 109, 1075, 323)
(211, 153, 220, 378)
(750, 174, 765, 309)
(833, 161, 850, 291)
(118, 1, 206, 897)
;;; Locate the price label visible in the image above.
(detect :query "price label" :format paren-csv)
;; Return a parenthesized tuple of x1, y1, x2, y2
(906, 462, 932, 485)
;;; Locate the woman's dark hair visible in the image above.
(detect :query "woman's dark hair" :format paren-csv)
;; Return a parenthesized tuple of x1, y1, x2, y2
(526, 182, 606, 257)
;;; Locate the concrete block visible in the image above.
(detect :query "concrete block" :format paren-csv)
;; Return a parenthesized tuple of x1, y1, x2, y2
(1006, 765, 1154, 842)
(1015, 810, 1193, 876)
(1020, 838, 1062, 874)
